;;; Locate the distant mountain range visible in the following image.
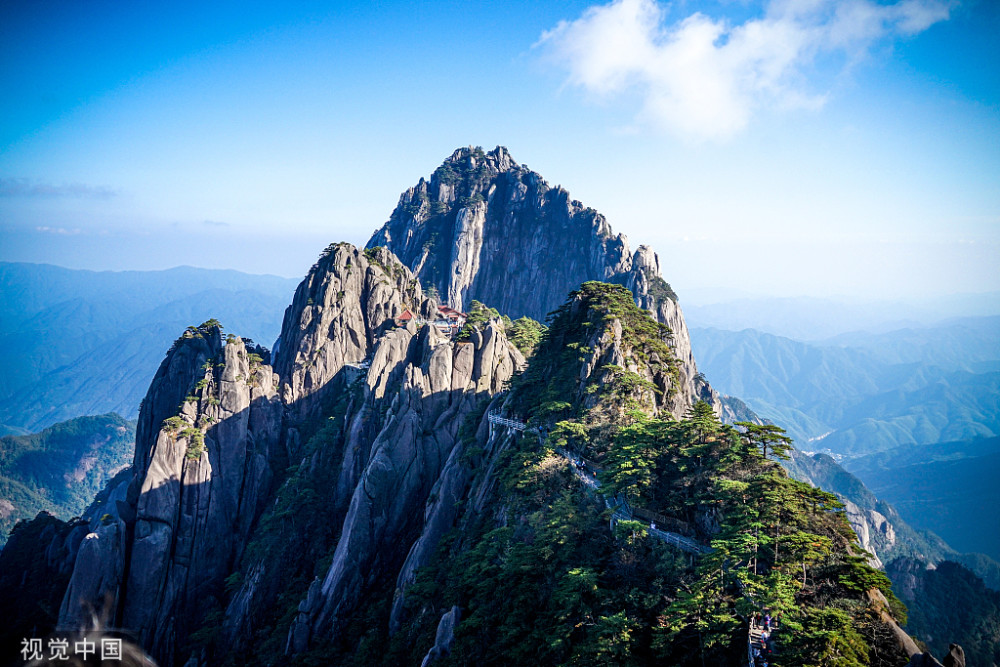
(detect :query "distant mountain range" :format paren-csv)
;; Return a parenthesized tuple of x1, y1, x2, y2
(683, 293, 1000, 340)
(844, 436, 1000, 561)
(690, 319, 1000, 562)
(784, 447, 1000, 588)
(0, 262, 299, 432)
(690, 319, 1000, 454)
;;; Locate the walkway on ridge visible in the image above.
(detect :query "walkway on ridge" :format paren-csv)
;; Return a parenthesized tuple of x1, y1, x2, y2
(488, 410, 767, 664)
(487, 412, 709, 555)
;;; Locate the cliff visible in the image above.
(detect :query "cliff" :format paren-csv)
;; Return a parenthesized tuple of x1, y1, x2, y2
(57, 322, 283, 664)
(368, 146, 716, 419)
(216, 243, 524, 662)
(0, 149, 966, 666)
(272, 244, 425, 421)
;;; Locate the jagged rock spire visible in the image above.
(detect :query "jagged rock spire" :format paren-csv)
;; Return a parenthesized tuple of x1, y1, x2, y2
(368, 145, 719, 419)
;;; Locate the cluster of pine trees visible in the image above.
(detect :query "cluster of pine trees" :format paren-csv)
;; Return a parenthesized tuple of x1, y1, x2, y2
(377, 283, 911, 666)
(163, 282, 912, 665)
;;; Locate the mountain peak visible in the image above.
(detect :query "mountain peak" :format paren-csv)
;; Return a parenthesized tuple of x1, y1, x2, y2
(369, 146, 717, 418)
(441, 144, 517, 172)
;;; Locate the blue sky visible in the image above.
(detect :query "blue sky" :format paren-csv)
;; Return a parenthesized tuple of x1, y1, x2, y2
(1, 0, 997, 301)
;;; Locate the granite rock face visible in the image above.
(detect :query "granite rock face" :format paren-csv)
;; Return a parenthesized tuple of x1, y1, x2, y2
(420, 606, 461, 667)
(368, 146, 719, 418)
(369, 147, 629, 320)
(58, 326, 283, 665)
(180, 242, 527, 659)
(286, 319, 524, 651)
(943, 644, 966, 667)
(273, 243, 423, 421)
(842, 498, 897, 569)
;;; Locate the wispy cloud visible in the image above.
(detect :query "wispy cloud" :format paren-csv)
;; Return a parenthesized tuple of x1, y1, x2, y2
(0, 178, 118, 199)
(36, 226, 84, 235)
(202, 219, 230, 227)
(538, 0, 953, 141)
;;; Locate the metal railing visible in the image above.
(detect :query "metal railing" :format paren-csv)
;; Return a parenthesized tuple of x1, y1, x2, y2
(650, 527, 707, 553)
(553, 447, 710, 556)
(487, 411, 526, 431)
(526, 422, 758, 661)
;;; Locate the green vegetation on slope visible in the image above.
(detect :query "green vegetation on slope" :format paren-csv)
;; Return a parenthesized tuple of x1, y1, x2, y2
(691, 324, 1000, 577)
(457, 300, 547, 357)
(0, 413, 134, 545)
(357, 282, 910, 666)
(512, 281, 678, 422)
(887, 559, 1000, 666)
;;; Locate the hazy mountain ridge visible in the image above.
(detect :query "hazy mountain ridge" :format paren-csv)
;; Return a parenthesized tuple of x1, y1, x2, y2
(684, 294, 1000, 341)
(783, 448, 1000, 583)
(0, 149, 971, 665)
(844, 436, 1000, 561)
(0, 263, 297, 324)
(690, 323, 1000, 454)
(822, 315, 1000, 368)
(691, 322, 1000, 573)
(0, 262, 299, 431)
(782, 444, 1000, 663)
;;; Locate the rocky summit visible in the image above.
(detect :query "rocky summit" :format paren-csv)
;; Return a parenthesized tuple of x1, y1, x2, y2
(369, 146, 717, 419)
(0, 147, 966, 667)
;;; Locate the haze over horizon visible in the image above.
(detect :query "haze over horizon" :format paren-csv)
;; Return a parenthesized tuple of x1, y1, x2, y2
(2, 0, 997, 300)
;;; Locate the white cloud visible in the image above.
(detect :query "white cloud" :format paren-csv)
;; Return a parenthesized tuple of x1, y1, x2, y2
(36, 226, 83, 235)
(538, 0, 953, 140)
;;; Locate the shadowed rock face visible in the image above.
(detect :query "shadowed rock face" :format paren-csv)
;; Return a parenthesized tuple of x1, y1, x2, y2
(47, 242, 475, 665)
(58, 327, 283, 665)
(368, 146, 719, 418)
(943, 644, 966, 667)
(286, 321, 524, 652)
(273, 244, 424, 422)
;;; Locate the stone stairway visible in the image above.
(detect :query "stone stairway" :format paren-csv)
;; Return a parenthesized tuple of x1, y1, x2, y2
(747, 617, 778, 666)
